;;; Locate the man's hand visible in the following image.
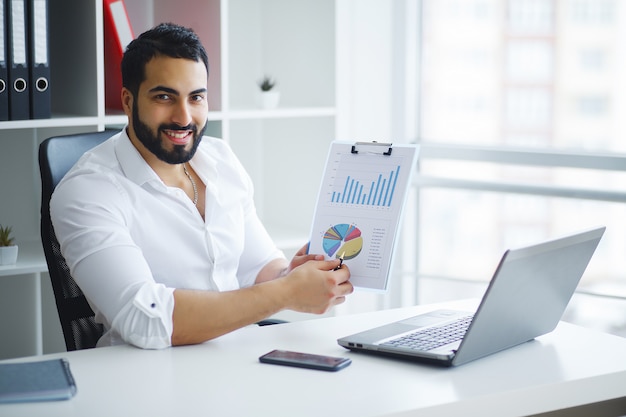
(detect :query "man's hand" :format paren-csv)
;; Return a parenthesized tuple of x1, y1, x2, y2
(172, 252, 352, 346)
(280, 258, 353, 314)
(286, 242, 324, 273)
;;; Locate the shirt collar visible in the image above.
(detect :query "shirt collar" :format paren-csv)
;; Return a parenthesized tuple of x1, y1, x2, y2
(114, 127, 163, 187)
(113, 126, 217, 188)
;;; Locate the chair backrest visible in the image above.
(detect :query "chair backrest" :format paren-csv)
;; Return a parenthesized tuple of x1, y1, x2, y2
(39, 130, 114, 351)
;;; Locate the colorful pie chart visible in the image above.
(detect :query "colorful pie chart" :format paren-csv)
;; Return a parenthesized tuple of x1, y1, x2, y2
(322, 224, 363, 259)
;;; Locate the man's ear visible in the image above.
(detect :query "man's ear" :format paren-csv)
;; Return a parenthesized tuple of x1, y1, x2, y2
(121, 88, 133, 116)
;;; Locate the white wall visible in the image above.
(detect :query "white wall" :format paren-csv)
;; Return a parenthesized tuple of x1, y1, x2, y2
(334, 0, 422, 315)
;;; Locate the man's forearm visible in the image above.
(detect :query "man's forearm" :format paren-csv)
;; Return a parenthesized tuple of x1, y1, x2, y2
(255, 258, 290, 283)
(170, 279, 287, 346)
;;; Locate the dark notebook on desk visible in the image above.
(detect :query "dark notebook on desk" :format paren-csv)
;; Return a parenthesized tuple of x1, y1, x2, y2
(0, 358, 77, 403)
(338, 227, 605, 367)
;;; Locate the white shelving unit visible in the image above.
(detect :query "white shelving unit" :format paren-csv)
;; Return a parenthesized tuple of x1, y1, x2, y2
(0, 0, 338, 358)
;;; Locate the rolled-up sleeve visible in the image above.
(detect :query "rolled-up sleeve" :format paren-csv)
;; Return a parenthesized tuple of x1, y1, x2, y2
(72, 247, 175, 349)
(52, 166, 174, 349)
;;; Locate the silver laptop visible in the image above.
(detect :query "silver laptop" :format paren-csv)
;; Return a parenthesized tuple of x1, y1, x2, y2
(338, 227, 605, 366)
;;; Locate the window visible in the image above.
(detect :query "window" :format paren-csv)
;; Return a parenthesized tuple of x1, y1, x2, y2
(416, 0, 626, 335)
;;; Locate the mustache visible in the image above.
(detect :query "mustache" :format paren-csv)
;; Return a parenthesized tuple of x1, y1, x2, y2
(159, 123, 197, 132)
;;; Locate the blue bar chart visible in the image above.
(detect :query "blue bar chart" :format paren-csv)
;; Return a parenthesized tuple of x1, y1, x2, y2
(330, 163, 401, 207)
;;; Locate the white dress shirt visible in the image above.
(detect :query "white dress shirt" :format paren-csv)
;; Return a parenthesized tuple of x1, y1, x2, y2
(50, 129, 285, 349)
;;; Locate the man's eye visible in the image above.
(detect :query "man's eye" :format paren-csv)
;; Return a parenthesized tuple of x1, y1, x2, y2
(155, 94, 171, 101)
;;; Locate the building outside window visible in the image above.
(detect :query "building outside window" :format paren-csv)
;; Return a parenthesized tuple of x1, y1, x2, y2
(416, 0, 626, 336)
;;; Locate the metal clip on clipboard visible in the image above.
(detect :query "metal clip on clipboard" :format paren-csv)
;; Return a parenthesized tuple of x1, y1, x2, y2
(350, 141, 393, 156)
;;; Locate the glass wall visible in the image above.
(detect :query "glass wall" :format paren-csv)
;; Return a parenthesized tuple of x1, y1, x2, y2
(417, 0, 626, 334)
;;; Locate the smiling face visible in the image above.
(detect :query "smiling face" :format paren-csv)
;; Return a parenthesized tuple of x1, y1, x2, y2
(122, 55, 209, 166)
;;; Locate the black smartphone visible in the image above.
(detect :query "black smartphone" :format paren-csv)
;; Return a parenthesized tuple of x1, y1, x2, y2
(259, 349, 352, 372)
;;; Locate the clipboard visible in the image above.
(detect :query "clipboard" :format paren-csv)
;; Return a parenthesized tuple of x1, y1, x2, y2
(308, 141, 419, 291)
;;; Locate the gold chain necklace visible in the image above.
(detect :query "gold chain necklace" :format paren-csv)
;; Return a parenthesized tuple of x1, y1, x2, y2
(182, 163, 198, 205)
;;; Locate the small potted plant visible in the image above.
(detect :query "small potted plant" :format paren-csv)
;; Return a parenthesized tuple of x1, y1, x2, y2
(0, 224, 18, 265)
(257, 75, 280, 109)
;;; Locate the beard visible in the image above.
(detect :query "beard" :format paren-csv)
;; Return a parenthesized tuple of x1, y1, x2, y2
(131, 100, 207, 164)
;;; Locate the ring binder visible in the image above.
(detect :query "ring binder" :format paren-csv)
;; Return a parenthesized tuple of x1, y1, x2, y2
(0, 0, 9, 121)
(6, 0, 29, 120)
(104, 0, 134, 112)
(350, 141, 393, 156)
(28, 0, 50, 119)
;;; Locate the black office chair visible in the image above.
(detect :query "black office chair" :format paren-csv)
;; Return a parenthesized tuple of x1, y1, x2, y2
(39, 130, 113, 351)
(39, 130, 285, 351)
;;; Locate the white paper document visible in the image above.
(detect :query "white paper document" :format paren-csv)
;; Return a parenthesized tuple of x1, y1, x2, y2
(309, 141, 419, 291)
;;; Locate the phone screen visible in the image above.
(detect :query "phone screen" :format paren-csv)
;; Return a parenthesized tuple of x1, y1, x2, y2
(259, 349, 352, 372)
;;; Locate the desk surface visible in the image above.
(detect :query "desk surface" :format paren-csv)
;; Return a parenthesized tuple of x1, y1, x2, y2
(1, 299, 626, 417)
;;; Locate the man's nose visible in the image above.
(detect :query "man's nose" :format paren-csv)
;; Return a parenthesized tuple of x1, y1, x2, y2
(171, 101, 193, 126)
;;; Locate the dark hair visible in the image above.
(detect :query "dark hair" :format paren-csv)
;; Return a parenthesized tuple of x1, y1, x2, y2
(121, 22, 209, 97)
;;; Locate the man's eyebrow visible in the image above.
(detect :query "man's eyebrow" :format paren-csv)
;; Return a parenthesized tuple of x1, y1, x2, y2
(148, 86, 179, 95)
(147, 86, 207, 96)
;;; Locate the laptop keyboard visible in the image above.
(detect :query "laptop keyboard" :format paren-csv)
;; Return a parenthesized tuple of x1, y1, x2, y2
(381, 315, 473, 351)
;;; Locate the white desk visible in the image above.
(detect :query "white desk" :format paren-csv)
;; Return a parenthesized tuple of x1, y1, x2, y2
(1, 299, 626, 417)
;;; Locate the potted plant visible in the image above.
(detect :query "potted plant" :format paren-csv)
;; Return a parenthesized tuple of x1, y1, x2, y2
(257, 75, 280, 109)
(0, 224, 18, 265)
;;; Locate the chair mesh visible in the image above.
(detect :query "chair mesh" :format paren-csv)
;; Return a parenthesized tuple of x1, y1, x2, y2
(40, 133, 111, 351)
(50, 224, 82, 299)
(45, 221, 104, 351)
(71, 317, 105, 350)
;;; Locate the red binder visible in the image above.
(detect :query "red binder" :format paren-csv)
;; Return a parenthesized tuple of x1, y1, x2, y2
(103, 0, 133, 112)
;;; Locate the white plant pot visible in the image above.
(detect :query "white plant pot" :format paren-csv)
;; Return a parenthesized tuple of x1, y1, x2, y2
(259, 91, 280, 109)
(0, 245, 18, 265)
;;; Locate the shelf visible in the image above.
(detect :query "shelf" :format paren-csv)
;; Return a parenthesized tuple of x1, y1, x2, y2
(104, 110, 229, 127)
(104, 115, 128, 126)
(0, 241, 47, 277)
(0, 117, 103, 131)
(0, 0, 340, 359)
(227, 107, 336, 120)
